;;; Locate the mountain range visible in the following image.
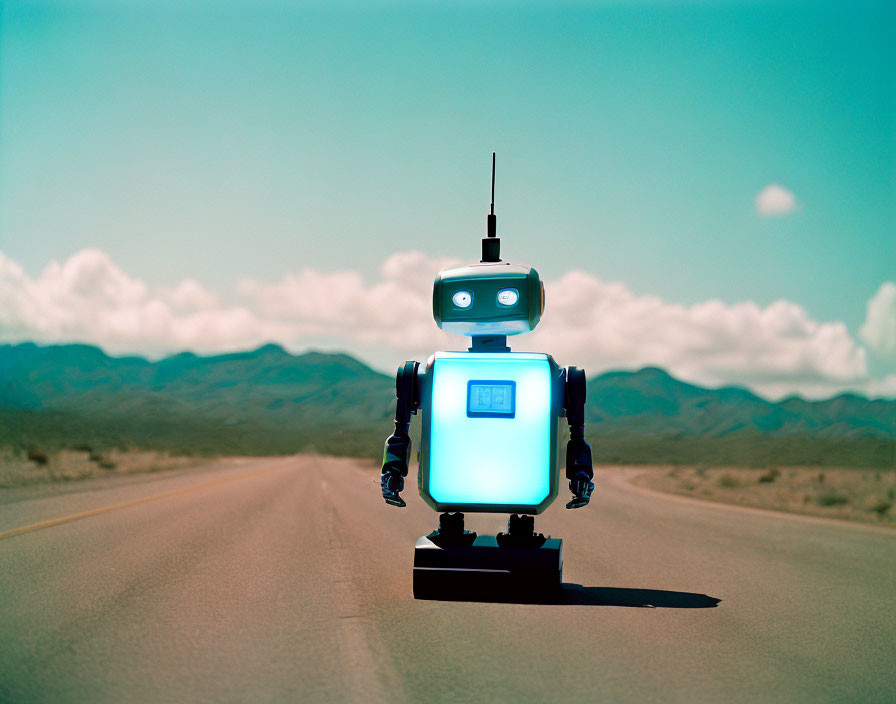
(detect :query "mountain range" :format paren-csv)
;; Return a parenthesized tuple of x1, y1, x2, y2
(1, 342, 893, 467)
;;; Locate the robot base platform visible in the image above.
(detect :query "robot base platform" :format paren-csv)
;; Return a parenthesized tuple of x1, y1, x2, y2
(413, 534, 563, 601)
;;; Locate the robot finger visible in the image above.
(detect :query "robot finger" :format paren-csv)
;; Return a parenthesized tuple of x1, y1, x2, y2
(383, 491, 407, 508)
(568, 479, 589, 497)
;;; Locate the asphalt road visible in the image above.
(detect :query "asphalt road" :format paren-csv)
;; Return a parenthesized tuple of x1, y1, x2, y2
(1, 456, 894, 703)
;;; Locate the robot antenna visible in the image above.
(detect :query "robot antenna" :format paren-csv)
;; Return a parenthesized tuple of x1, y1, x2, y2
(490, 152, 496, 216)
(482, 152, 501, 262)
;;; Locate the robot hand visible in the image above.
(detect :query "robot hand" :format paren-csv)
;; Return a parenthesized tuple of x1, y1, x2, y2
(381, 469, 406, 508)
(565, 436, 594, 509)
(381, 433, 411, 508)
(566, 471, 594, 509)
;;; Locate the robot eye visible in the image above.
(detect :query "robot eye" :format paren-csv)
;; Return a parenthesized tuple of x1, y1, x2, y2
(452, 290, 473, 308)
(496, 288, 519, 306)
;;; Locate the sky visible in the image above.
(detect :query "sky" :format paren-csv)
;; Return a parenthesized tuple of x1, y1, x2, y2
(0, 0, 894, 400)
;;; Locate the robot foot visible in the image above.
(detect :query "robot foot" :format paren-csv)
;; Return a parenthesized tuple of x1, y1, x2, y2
(413, 530, 563, 601)
(427, 512, 477, 547)
(496, 514, 547, 548)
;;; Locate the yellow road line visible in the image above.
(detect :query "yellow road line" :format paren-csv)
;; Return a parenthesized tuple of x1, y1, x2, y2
(0, 463, 279, 541)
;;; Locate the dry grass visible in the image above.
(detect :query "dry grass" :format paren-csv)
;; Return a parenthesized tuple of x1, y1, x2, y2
(631, 465, 896, 527)
(0, 447, 195, 488)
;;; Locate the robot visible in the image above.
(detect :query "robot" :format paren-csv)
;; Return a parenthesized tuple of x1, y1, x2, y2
(380, 154, 594, 599)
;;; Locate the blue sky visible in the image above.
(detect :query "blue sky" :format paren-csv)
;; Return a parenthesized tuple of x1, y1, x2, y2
(0, 1, 894, 398)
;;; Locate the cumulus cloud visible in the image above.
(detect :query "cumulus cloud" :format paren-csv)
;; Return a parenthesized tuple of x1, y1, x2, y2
(0, 248, 465, 363)
(859, 281, 896, 361)
(0, 249, 288, 355)
(755, 184, 798, 216)
(0, 248, 892, 399)
(865, 374, 896, 398)
(520, 272, 871, 398)
(237, 250, 464, 354)
(163, 279, 220, 310)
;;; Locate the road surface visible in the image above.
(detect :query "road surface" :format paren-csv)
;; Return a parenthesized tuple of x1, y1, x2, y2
(1, 456, 893, 703)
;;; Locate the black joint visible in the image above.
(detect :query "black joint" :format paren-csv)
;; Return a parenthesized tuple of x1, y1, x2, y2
(395, 361, 420, 421)
(438, 512, 465, 536)
(557, 368, 568, 417)
(469, 335, 509, 353)
(508, 513, 534, 537)
(481, 237, 501, 262)
(565, 366, 586, 427)
(497, 513, 546, 547)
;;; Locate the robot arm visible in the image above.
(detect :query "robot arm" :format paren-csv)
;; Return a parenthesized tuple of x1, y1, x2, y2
(381, 361, 420, 508)
(564, 366, 594, 509)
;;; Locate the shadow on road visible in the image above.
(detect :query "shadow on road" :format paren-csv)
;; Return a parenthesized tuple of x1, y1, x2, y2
(417, 584, 721, 608)
(559, 584, 721, 608)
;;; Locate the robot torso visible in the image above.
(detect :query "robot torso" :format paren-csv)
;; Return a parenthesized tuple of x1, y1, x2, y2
(418, 351, 562, 514)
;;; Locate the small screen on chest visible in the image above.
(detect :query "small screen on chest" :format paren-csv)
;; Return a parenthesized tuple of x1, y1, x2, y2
(466, 380, 516, 418)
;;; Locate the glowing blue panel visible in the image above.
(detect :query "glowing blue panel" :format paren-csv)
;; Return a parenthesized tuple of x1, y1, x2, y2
(427, 352, 553, 506)
(467, 380, 515, 418)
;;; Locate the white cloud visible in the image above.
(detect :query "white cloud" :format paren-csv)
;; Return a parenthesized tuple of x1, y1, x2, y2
(0, 249, 287, 355)
(163, 279, 219, 310)
(859, 281, 896, 361)
(0, 248, 892, 400)
(755, 184, 798, 216)
(520, 272, 871, 399)
(236, 250, 464, 355)
(864, 374, 896, 398)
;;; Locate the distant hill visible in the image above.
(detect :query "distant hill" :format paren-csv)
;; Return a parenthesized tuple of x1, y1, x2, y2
(0, 343, 893, 467)
(585, 367, 894, 467)
(0, 342, 395, 457)
(587, 366, 895, 439)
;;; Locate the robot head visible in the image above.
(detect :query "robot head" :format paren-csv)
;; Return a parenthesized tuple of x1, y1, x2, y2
(432, 153, 545, 338)
(432, 262, 544, 336)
